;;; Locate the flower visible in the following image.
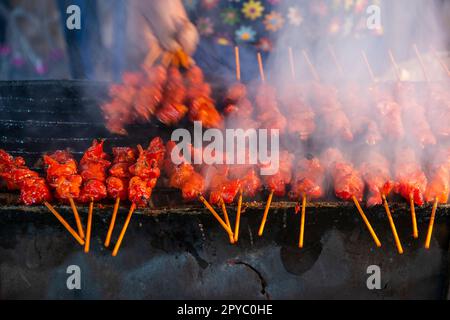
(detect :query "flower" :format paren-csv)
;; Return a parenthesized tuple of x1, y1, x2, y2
(242, 0, 264, 20)
(263, 11, 284, 32)
(221, 7, 240, 25)
(257, 38, 272, 51)
(196, 17, 214, 36)
(215, 35, 232, 46)
(235, 26, 256, 42)
(201, 0, 219, 10)
(287, 6, 303, 26)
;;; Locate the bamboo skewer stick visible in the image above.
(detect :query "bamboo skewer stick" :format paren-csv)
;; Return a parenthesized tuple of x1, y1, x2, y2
(302, 50, 321, 82)
(288, 47, 296, 80)
(258, 190, 274, 236)
(425, 198, 438, 249)
(234, 189, 243, 243)
(410, 194, 419, 238)
(220, 197, 234, 244)
(257, 52, 265, 82)
(298, 193, 306, 248)
(382, 194, 403, 254)
(198, 195, 234, 238)
(112, 203, 136, 256)
(69, 197, 84, 239)
(352, 196, 381, 247)
(84, 198, 94, 253)
(413, 44, 430, 82)
(430, 46, 450, 77)
(361, 50, 376, 83)
(44, 201, 85, 246)
(328, 44, 344, 78)
(235, 46, 241, 82)
(388, 49, 401, 81)
(105, 197, 120, 247)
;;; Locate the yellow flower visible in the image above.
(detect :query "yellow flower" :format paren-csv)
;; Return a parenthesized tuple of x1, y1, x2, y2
(242, 0, 264, 21)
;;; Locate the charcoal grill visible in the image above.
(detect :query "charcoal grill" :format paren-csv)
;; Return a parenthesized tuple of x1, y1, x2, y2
(0, 80, 450, 299)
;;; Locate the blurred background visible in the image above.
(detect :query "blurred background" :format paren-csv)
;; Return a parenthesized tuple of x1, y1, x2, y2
(0, 0, 449, 82)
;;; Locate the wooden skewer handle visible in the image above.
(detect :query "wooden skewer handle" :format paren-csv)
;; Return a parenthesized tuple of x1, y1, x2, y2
(44, 201, 85, 246)
(220, 198, 235, 244)
(234, 190, 243, 243)
(69, 197, 85, 239)
(84, 200, 94, 253)
(198, 195, 233, 237)
(382, 195, 403, 254)
(298, 194, 306, 248)
(112, 203, 136, 257)
(105, 197, 121, 248)
(410, 195, 419, 239)
(425, 198, 438, 249)
(352, 196, 381, 247)
(258, 191, 274, 236)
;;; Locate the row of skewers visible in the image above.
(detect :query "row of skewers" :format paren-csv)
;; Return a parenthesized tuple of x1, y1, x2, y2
(1, 134, 448, 255)
(101, 45, 450, 153)
(2, 46, 449, 255)
(101, 63, 223, 135)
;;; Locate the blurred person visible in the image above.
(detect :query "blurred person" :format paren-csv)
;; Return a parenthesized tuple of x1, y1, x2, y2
(59, 0, 387, 82)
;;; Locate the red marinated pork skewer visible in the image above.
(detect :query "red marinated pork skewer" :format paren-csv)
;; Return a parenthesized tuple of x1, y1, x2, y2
(424, 148, 450, 248)
(155, 67, 188, 126)
(307, 82, 353, 142)
(339, 83, 382, 145)
(43, 150, 84, 239)
(393, 147, 427, 238)
(112, 138, 166, 256)
(102, 67, 167, 135)
(278, 48, 316, 141)
(258, 150, 294, 236)
(203, 163, 241, 243)
(0, 150, 83, 245)
(254, 52, 287, 135)
(289, 155, 325, 247)
(362, 51, 404, 141)
(79, 140, 111, 252)
(134, 66, 167, 122)
(289, 155, 325, 248)
(302, 50, 352, 142)
(104, 147, 137, 248)
(427, 84, 450, 138)
(225, 47, 262, 242)
(395, 82, 436, 148)
(321, 148, 381, 247)
(163, 141, 234, 240)
(229, 163, 262, 242)
(359, 151, 402, 253)
(185, 66, 223, 128)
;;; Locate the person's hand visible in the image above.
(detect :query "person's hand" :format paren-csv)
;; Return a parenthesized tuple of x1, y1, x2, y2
(134, 0, 199, 56)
